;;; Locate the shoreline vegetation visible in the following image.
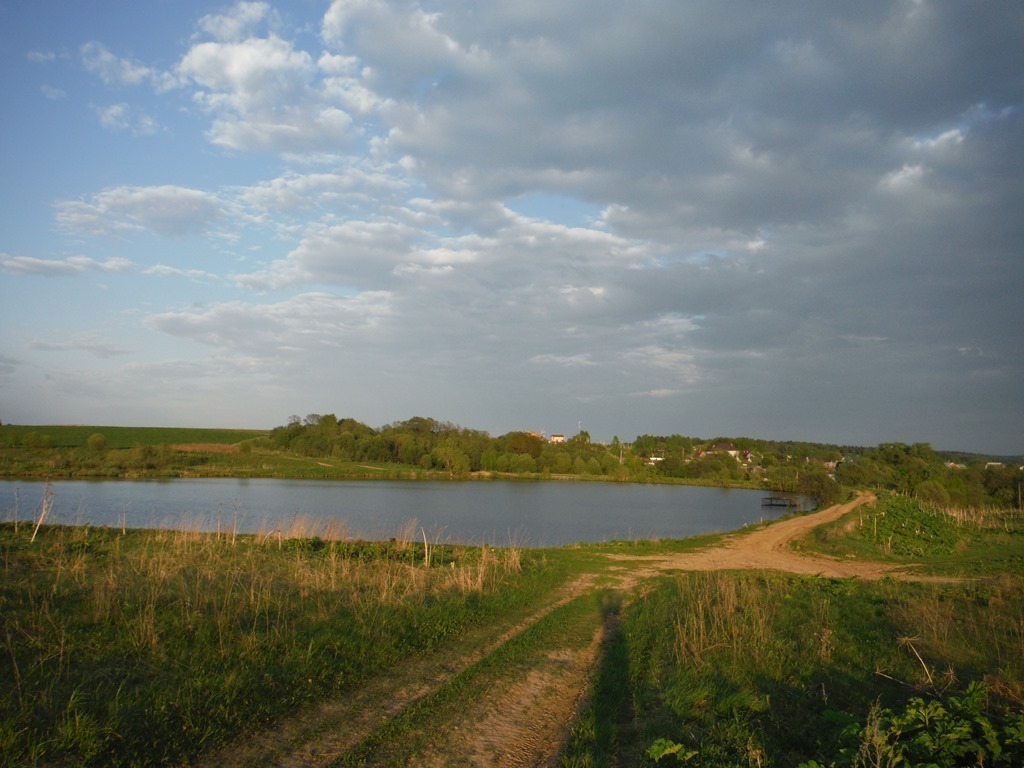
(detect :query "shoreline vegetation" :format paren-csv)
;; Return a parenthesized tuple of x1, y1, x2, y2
(1, 418, 1021, 512)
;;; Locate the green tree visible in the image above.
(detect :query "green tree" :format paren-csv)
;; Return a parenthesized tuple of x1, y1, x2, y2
(86, 433, 107, 451)
(796, 464, 840, 506)
(480, 447, 499, 471)
(502, 431, 544, 459)
(915, 478, 951, 506)
(600, 452, 620, 475)
(432, 440, 470, 476)
(509, 453, 537, 473)
(551, 452, 572, 474)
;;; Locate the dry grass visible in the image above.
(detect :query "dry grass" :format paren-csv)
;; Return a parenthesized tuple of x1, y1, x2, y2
(672, 572, 781, 667)
(933, 504, 1024, 530)
(890, 575, 1024, 693)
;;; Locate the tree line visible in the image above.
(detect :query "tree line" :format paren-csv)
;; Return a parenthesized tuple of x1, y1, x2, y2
(3, 416, 1019, 509)
(266, 415, 1022, 509)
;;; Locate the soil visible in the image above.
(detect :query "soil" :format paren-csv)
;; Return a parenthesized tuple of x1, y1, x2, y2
(195, 490, 940, 768)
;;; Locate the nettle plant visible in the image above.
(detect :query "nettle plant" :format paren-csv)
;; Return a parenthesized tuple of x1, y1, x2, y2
(648, 683, 1024, 767)
(798, 682, 1024, 768)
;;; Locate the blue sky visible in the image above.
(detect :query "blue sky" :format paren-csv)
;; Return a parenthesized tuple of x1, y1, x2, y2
(1, 1, 1022, 455)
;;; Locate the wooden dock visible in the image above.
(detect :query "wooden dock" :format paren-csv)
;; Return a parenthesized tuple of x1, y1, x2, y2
(761, 496, 800, 508)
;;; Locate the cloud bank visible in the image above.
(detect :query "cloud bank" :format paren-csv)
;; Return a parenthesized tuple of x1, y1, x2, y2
(1, 0, 1022, 453)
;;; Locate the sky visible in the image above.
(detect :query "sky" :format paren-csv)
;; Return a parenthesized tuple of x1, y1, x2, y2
(1, 1, 1022, 455)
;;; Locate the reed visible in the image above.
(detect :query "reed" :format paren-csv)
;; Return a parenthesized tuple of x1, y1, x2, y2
(933, 504, 1024, 530)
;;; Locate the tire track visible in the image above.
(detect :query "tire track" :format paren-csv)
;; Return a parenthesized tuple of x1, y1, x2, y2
(191, 577, 594, 768)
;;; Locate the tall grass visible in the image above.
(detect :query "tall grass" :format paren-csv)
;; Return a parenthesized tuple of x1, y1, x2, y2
(0, 517, 536, 767)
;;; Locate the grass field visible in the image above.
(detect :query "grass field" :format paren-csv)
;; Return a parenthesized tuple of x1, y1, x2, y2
(560, 572, 1024, 767)
(0, 520, 565, 767)
(1, 492, 1022, 766)
(559, 495, 1024, 767)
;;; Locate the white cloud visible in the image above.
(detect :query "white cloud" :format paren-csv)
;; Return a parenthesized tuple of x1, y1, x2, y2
(321, 0, 470, 94)
(633, 388, 680, 399)
(30, 334, 129, 359)
(197, 1, 272, 42)
(392, 262, 453, 277)
(238, 166, 408, 217)
(147, 291, 393, 353)
(880, 163, 925, 191)
(317, 52, 360, 76)
(177, 34, 362, 152)
(529, 353, 595, 367)
(56, 186, 224, 237)
(180, 36, 315, 112)
(144, 264, 221, 281)
(913, 128, 965, 152)
(94, 103, 158, 135)
(81, 41, 156, 86)
(622, 346, 699, 383)
(1, 253, 132, 276)
(234, 218, 419, 290)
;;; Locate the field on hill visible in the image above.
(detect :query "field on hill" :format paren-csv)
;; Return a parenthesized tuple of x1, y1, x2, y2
(0, 424, 265, 450)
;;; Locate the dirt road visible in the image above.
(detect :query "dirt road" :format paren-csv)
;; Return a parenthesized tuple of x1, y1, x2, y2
(200, 490, 921, 768)
(607, 490, 901, 583)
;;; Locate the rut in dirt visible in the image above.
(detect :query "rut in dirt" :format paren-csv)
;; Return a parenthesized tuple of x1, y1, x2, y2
(192, 577, 596, 768)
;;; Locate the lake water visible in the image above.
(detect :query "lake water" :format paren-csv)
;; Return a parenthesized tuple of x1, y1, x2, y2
(0, 478, 800, 547)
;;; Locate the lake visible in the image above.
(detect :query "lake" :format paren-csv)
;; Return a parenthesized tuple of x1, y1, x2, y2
(0, 478, 801, 547)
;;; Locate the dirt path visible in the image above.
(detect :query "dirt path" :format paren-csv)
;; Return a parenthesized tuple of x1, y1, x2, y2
(193, 576, 596, 768)
(198, 491, 928, 767)
(605, 490, 899, 583)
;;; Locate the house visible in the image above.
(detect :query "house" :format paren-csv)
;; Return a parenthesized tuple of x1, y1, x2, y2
(550, 434, 565, 443)
(709, 443, 740, 460)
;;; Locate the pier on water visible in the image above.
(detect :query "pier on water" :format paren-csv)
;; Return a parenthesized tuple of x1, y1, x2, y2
(760, 496, 801, 509)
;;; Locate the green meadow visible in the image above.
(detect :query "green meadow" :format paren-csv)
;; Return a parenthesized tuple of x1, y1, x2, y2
(0, 425, 265, 450)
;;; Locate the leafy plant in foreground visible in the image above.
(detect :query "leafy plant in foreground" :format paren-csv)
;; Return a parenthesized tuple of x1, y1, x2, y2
(799, 682, 1024, 767)
(648, 737, 698, 763)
